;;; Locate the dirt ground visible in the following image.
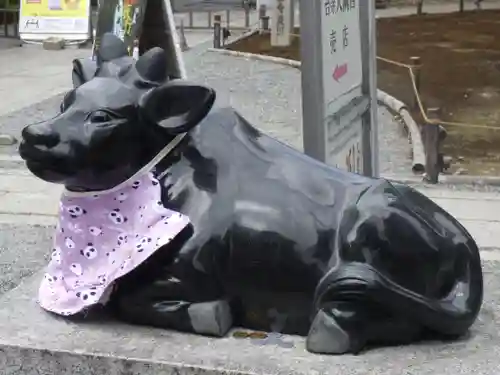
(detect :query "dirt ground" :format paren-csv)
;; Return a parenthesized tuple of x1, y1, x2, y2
(229, 10, 500, 176)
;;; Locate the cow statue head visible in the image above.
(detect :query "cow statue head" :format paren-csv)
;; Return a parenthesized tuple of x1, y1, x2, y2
(19, 33, 215, 192)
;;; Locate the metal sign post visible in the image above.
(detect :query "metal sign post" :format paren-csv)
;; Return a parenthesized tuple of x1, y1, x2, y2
(93, 0, 186, 79)
(299, 0, 378, 177)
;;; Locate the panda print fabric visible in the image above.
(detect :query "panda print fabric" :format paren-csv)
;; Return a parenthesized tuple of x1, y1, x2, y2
(38, 171, 190, 316)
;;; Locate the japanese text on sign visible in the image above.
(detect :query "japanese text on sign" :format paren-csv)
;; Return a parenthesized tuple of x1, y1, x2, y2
(321, 0, 361, 105)
(321, 0, 363, 172)
(324, 0, 357, 16)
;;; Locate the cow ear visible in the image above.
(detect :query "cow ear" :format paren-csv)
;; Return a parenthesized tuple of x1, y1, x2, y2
(139, 80, 215, 135)
(72, 58, 97, 88)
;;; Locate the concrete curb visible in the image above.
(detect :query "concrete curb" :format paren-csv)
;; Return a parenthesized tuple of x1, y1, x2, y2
(207, 44, 500, 186)
(375, 91, 426, 174)
(207, 47, 302, 68)
(207, 47, 426, 174)
(226, 29, 260, 46)
(384, 173, 500, 187)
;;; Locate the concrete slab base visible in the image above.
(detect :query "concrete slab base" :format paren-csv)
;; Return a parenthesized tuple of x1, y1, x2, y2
(42, 38, 65, 51)
(0, 134, 17, 146)
(0, 259, 499, 375)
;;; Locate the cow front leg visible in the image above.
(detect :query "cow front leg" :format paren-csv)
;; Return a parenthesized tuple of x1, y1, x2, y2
(306, 301, 422, 354)
(112, 279, 233, 337)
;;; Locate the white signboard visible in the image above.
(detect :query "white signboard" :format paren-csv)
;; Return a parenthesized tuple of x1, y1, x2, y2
(321, 1, 363, 172)
(321, 1, 362, 109)
(299, 0, 378, 177)
(19, 0, 91, 43)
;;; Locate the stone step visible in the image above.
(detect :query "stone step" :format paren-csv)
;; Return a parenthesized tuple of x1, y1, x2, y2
(0, 257, 500, 375)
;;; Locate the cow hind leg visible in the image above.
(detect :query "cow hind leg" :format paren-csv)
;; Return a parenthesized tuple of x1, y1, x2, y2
(306, 300, 423, 354)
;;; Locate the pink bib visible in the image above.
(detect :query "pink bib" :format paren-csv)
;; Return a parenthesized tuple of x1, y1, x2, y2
(38, 136, 190, 316)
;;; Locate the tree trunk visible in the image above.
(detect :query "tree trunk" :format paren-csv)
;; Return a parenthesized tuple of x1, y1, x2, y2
(459, 0, 464, 12)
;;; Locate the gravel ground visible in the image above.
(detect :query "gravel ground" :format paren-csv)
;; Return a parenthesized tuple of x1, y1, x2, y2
(0, 223, 52, 296)
(0, 44, 413, 175)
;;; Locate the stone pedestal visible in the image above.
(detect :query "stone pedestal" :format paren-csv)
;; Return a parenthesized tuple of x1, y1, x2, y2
(0, 268, 497, 375)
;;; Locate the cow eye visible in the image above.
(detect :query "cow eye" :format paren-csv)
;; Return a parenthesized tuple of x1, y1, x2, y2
(90, 110, 112, 123)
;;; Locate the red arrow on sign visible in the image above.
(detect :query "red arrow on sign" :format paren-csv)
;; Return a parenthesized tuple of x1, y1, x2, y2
(332, 63, 348, 82)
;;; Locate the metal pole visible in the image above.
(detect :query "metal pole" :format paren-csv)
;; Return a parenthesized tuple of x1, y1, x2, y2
(299, 0, 325, 162)
(3, 8, 7, 37)
(189, 11, 194, 28)
(261, 15, 269, 31)
(244, 7, 250, 28)
(213, 14, 221, 48)
(226, 9, 230, 29)
(360, 0, 379, 177)
(258, 4, 267, 32)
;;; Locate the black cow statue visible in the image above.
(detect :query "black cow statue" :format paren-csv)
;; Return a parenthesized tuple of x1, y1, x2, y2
(19, 33, 483, 355)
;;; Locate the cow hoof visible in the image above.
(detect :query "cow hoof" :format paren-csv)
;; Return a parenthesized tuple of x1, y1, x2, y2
(187, 300, 233, 337)
(306, 309, 352, 354)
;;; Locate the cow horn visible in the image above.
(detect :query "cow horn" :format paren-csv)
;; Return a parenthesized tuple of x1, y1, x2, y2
(135, 47, 168, 84)
(97, 33, 129, 65)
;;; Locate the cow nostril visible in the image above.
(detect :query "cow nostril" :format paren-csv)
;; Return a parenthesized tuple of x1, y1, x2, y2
(22, 124, 60, 148)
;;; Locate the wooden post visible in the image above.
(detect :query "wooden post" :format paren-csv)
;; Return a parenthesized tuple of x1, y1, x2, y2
(213, 14, 222, 48)
(423, 108, 441, 184)
(410, 56, 422, 111)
